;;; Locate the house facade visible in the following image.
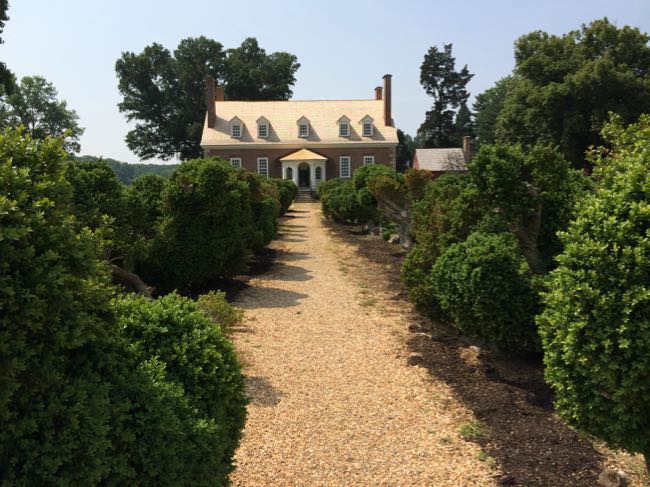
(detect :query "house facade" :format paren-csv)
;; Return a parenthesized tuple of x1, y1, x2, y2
(200, 75, 398, 190)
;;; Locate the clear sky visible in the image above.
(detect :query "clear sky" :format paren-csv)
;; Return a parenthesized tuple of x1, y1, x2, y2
(3, 0, 649, 164)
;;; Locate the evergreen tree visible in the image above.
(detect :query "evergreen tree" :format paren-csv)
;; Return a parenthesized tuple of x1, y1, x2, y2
(417, 44, 473, 148)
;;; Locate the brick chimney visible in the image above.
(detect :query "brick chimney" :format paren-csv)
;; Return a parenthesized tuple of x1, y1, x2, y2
(375, 86, 383, 100)
(215, 86, 225, 101)
(383, 74, 392, 126)
(205, 75, 216, 127)
(463, 135, 471, 162)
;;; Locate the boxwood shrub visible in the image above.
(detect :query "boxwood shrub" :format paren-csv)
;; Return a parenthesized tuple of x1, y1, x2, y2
(431, 231, 540, 351)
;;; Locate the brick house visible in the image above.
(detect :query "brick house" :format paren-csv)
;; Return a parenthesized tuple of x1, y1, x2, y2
(200, 75, 398, 191)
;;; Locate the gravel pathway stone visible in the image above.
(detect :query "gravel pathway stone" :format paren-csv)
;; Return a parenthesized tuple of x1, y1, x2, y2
(231, 203, 497, 486)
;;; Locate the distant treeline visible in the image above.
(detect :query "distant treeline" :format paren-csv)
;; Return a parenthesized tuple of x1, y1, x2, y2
(73, 155, 178, 184)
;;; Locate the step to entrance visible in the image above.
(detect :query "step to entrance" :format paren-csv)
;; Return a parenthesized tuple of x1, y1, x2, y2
(295, 188, 316, 202)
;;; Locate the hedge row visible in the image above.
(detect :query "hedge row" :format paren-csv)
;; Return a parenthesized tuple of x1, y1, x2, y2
(0, 130, 247, 484)
(66, 157, 297, 293)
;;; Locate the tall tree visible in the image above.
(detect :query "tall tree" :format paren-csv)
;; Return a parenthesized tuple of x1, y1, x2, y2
(223, 38, 300, 101)
(496, 18, 650, 167)
(116, 37, 299, 161)
(451, 101, 473, 146)
(417, 44, 473, 148)
(0, 0, 14, 95)
(473, 76, 511, 147)
(0, 75, 84, 152)
(396, 129, 415, 172)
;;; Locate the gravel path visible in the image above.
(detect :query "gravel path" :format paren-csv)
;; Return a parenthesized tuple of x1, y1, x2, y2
(231, 203, 496, 486)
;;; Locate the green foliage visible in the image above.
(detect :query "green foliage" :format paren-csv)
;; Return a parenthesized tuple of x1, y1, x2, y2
(418, 43, 474, 148)
(115, 293, 247, 484)
(537, 114, 650, 459)
(473, 76, 511, 147)
(223, 38, 300, 101)
(431, 232, 540, 351)
(271, 178, 298, 215)
(396, 129, 417, 172)
(320, 178, 374, 224)
(404, 168, 432, 201)
(196, 291, 244, 333)
(65, 159, 126, 230)
(145, 158, 254, 292)
(0, 75, 84, 152)
(496, 18, 650, 166)
(402, 174, 486, 318)
(0, 128, 120, 483)
(116, 36, 299, 160)
(237, 170, 280, 249)
(73, 154, 177, 184)
(452, 101, 474, 146)
(469, 143, 582, 269)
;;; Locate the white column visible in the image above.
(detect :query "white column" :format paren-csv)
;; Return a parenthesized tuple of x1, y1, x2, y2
(292, 163, 299, 186)
(309, 161, 316, 189)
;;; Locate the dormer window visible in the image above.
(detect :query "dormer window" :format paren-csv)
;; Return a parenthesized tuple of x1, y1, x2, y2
(230, 116, 243, 138)
(338, 115, 351, 137)
(257, 116, 270, 138)
(360, 115, 374, 137)
(297, 116, 310, 138)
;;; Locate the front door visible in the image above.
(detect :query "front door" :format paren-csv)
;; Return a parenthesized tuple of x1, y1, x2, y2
(298, 162, 310, 188)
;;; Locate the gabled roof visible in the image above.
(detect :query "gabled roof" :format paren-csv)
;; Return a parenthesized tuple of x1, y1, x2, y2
(229, 116, 242, 124)
(414, 148, 467, 172)
(201, 99, 397, 147)
(359, 114, 374, 123)
(256, 116, 269, 124)
(337, 115, 351, 123)
(279, 148, 328, 161)
(297, 115, 310, 124)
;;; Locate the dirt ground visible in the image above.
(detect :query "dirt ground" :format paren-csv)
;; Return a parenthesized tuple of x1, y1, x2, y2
(230, 202, 648, 487)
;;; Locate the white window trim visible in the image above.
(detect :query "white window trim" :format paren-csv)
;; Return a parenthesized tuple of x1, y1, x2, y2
(257, 157, 269, 178)
(231, 124, 241, 138)
(315, 165, 323, 181)
(363, 155, 375, 165)
(339, 156, 351, 178)
(229, 157, 242, 169)
(299, 123, 309, 138)
(363, 122, 373, 137)
(339, 123, 350, 137)
(258, 123, 269, 138)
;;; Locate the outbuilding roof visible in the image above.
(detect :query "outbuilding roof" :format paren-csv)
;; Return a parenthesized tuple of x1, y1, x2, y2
(414, 148, 467, 172)
(200, 99, 397, 148)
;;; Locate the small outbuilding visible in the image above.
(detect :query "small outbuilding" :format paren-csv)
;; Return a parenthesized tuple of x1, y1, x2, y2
(412, 136, 471, 178)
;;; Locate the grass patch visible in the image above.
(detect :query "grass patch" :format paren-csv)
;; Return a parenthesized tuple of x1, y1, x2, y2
(459, 420, 486, 442)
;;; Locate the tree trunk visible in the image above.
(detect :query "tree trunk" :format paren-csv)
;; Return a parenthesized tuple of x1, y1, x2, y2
(110, 264, 152, 298)
(375, 197, 412, 249)
(508, 185, 545, 275)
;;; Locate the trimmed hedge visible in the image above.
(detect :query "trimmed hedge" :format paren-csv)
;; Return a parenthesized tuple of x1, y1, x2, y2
(271, 178, 298, 215)
(537, 115, 650, 461)
(0, 130, 248, 484)
(114, 293, 247, 485)
(0, 130, 120, 483)
(144, 158, 254, 292)
(431, 231, 540, 351)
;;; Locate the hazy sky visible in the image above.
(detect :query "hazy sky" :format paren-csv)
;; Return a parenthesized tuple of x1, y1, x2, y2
(3, 0, 649, 164)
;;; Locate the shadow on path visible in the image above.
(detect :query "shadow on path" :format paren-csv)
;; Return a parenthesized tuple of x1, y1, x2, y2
(245, 376, 284, 407)
(254, 262, 313, 282)
(236, 287, 308, 309)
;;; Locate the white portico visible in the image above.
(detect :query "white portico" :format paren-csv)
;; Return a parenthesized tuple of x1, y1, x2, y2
(279, 149, 327, 190)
